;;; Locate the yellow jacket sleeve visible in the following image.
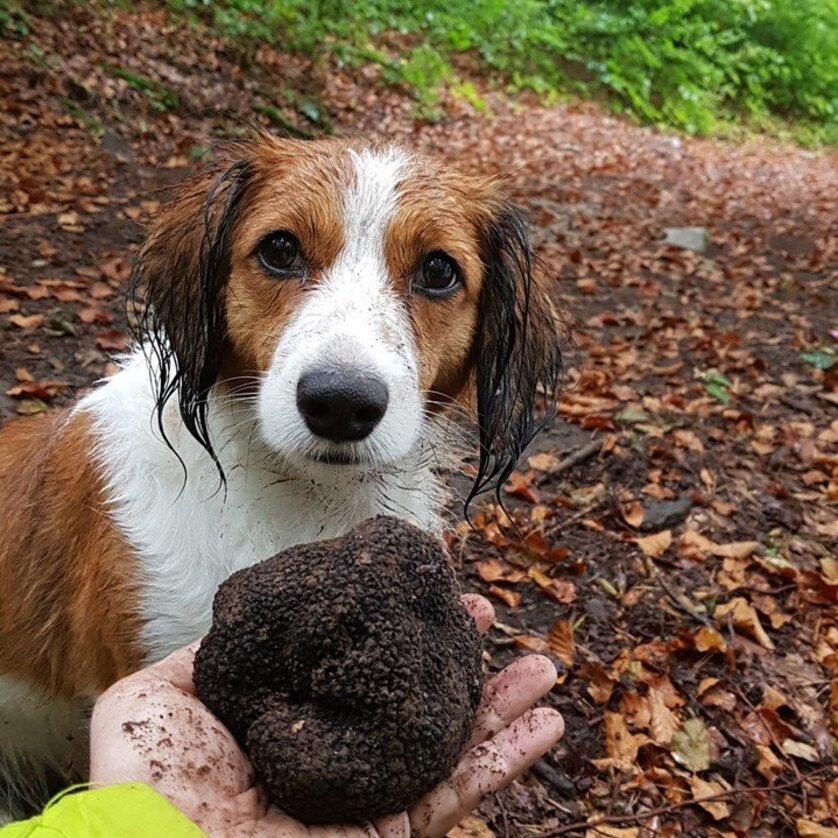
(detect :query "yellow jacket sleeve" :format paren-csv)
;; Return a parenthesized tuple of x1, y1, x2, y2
(0, 783, 206, 837)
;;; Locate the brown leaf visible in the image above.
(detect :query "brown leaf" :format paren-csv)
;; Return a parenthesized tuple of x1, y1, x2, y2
(487, 585, 520, 609)
(797, 819, 838, 838)
(528, 452, 560, 471)
(580, 660, 616, 704)
(688, 776, 730, 821)
(620, 500, 645, 529)
(449, 815, 495, 838)
(592, 712, 651, 771)
(635, 530, 672, 558)
(648, 685, 680, 745)
(714, 597, 775, 650)
(8, 313, 44, 331)
(95, 329, 129, 351)
(504, 469, 540, 503)
(0, 298, 19, 314)
(693, 625, 727, 653)
(547, 619, 575, 666)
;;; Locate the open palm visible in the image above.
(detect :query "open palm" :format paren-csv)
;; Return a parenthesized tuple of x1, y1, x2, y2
(90, 594, 563, 838)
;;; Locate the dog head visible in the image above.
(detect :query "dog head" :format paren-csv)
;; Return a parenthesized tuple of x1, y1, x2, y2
(131, 135, 562, 503)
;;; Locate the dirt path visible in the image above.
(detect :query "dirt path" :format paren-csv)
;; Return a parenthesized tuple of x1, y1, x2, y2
(1, 6, 836, 836)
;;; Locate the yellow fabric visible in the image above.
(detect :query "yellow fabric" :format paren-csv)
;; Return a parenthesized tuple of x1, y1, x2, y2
(0, 783, 206, 837)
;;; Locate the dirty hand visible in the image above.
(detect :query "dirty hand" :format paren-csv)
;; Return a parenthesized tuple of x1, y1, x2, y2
(90, 594, 564, 838)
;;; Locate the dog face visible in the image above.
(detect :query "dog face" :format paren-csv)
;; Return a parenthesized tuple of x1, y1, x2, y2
(132, 135, 562, 501)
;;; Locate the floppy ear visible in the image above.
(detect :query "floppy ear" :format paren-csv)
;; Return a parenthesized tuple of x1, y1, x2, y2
(466, 203, 563, 508)
(129, 147, 255, 465)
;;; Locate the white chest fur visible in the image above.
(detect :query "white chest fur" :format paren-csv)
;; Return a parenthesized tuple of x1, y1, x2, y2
(81, 352, 444, 665)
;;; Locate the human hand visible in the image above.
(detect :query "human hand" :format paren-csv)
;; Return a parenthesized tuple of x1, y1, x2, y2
(90, 594, 564, 837)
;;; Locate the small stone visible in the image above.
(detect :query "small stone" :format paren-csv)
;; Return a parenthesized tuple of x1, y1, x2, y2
(664, 226, 709, 252)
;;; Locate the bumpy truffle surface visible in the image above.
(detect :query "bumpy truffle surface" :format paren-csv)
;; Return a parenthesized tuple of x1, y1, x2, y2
(193, 516, 483, 824)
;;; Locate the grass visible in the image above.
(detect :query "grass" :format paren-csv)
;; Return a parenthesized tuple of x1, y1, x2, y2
(163, 0, 838, 144)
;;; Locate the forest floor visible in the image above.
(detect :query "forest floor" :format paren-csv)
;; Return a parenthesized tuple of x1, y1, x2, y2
(1, 5, 836, 837)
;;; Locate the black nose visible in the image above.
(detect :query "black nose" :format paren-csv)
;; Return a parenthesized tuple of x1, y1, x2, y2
(296, 367, 389, 442)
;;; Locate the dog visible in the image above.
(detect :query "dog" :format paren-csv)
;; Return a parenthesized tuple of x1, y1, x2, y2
(0, 135, 562, 816)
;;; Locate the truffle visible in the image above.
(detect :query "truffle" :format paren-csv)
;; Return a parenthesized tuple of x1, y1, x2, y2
(193, 516, 483, 823)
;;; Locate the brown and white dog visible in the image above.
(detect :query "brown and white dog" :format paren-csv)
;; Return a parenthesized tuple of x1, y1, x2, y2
(0, 135, 562, 816)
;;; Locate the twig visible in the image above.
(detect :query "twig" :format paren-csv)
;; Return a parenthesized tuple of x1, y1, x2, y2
(551, 501, 603, 533)
(541, 777, 810, 836)
(554, 439, 604, 475)
(656, 574, 712, 626)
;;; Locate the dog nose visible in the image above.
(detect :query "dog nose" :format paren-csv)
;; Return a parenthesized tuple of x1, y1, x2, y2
(296, 367, 389, 442)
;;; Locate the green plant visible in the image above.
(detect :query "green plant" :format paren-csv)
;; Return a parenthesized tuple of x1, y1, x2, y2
(157, 0, 838, 143)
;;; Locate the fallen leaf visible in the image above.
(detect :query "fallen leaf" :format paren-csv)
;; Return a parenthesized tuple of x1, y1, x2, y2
(693, 625, 727, 653)
(689, 776, 730, 821)
(592, 712, 651, 771)
(714, 597, 775, 650)
(580, 660, 616, 704)
(585, 828, 638, 838)
(528, 452, 560, 471)
(648, 685, 680, 745)
(620, 499, 645, 528)
(755, 744, 784, 781)
(8, 313, 44, 331)
(487, 585, 520, 608)
(670, 717, 711, 772)
(449, 815, 495, 838)
(547, 618, 576, 666)
(635, 530, 672, 558)
(797, 819, 838, 838)
(782, 739, 820, 762)
(95, 329, 129, 351)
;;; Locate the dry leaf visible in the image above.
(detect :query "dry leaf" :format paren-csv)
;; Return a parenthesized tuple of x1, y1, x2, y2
(8, 313, 44, 331)
(797, 819, 838, 838)
(620, 500, 645, 528)
(528, 452, 560, 471)
(592, 712, 651, 771)
(648, 685, 680, 745)
(782, 739, 820, 762)
(689, 776, 730, 821)
(635, 530, 672, 558)
(548, 618, 575, 666)
(585, 828, 639, 838)
(755, 744, 784, 781)
(714, 597, 775, 650)
(580, 660, 615, 704)
(487, 585, 520, 609)
(693, 625, 727, 653)
(449, 815, 495, 838)
(670, 717, 711, 772)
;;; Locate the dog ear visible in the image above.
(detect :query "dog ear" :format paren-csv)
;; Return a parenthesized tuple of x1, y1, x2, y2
(129, 147, 255, 466)
(466, 203, 563, 509)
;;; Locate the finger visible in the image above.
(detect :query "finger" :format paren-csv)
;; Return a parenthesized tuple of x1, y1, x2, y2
(460, 594, 494, 634)
(468, 655, 557, 747)
(373, 811, 410, 838)
(143, 640, 202, 695)
(411, 707, 564, 838)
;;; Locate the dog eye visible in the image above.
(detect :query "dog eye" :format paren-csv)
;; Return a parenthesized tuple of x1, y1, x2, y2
(415, 252, 461, 297)
(256, 231, 302, 275)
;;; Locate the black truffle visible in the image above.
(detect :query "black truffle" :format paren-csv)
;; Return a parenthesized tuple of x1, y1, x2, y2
(193, 516, 483, 823)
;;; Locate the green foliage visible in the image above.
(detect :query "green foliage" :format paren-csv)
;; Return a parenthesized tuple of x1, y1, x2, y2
(0, 0, 30, 38)
(164, 0, 838, 142)
(101, 62, 180, 111)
